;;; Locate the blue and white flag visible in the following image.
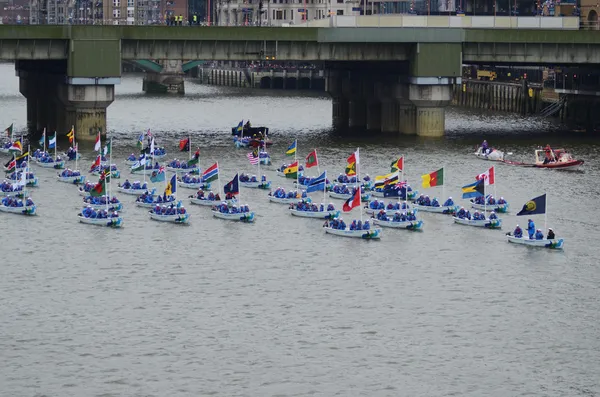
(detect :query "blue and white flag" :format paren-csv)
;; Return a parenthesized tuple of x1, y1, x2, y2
(48, 133, 57, 149)
(306, 171, 326, 193)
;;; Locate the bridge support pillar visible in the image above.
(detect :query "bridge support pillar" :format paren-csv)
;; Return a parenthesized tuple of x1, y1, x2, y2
(381, 100, 399, 133)
(348, 99, 366, 129)
(408, 83, 453, 137)
(143, 60, 185, 94)
(56, 84, 115, 142)
(19, 74, 60, 136)
(326, 70, 349, 130)
(366, 100, 382, 131)
(398, 100, 417, 135)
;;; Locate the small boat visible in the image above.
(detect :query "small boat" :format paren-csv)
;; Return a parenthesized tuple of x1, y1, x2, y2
(83, 195, 123, 211)
(329, 185, 371, 202)
(148, 147, 167, 160)
(412, 196, 458, 214)
(289, 201, 339, 219)
(469, 195, 509, 213)
(130, 163, 160, 175)
(36, 157, 65, 169)
(474, 146, 506, 161)
(323, 218, 381, 239)
(268, 188, 308, 204)
(232, 125, 269, 138)
(148, 202, 190, 224)
(0, 141, 14, 155)
(78, 211, 123, 228)
(7, 171, 38, 187)
(117, 182, 154, 196)
(135, 194, 176, 208)
(364, 200, 411, 215)
(64, 148, 81, 161)
(125, 153, 141, 166)
(57, 169, 85, 184)
(178, 173, 211, 190)
(506, 235, 564, 249)
(211, 203, 255, 222)
(239, 174, 271, 189)
(333, 174, 373, 189)
(503, 147, 584, 170)
(189, 191, 234, 206)
(233, 136, 250, 148)
(91, 164, 121, 179)
(0, 181, 25, 197)
(0, 196, 36, 215)
(453, 215, 502, 229)
(165, 159, 199, 175)
(78, 181, 97, 196)
(276, 163, 304, 178)
(372, 218, 423, 231)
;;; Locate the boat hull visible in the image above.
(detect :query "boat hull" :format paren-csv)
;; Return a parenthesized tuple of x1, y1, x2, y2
(507, 235, 564, 249)
(178, 181, 210, 190)
(323, 226, 381, 239)
(364, 204, 412, 216)
(412, 203, 458, 214)
(289, 209, 339, 219)
(212, 210, 255, 222)
(329, 191, 371, 202)
(373, 218, 423, 230)
(474, 148, 504, 161)
(166, 166, 200, 175)
(78, 215, 123, 227)
(453, 217, 502, 229)
(149, 212, 190, 224)
(57, 175, 85, 184)
(83, 203, 123, 211)
(117, 186, 154, 195)
(0, 204, 36, 215)
(268, 195, 305, 204)
(240, 181, 271, 189)
(36, 160, 65, 169)
(136, 200, 176, 208)
(371, 190, 418, 200)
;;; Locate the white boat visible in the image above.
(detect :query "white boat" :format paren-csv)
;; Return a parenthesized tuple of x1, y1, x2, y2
(0, 189, 26, 198)
(289, 208, 339, 219)
(117, 185, 155, 196)
(135, 197, 176, 208)
(506, 235, 564, 249)
(165, 165, 199, 175)
(148, 211, 190, 224)
(57, 174, 85, 184)
(373, 218, 423, 230)
(474, 147, 505, 161)
(212, 210, 255, 222)
(83, 202, 123, 211)
(0, 203, 36, 215)
(411, 203, 458, 214)
(78, 214, 123, 227)
(323, 225, 381, 239)
(469, 200, 510, 213)
(268, 194, 308, 204)
(240, 180, 271, 189)
(178, 180, 210, 190)
(130, 166, 158, 175)
(329, 191, 370, 201)
(453, 216, 502, 229)
(7, 175, 38, 187)
(364, 202, 411, 215)
(36, 159, 65, 169)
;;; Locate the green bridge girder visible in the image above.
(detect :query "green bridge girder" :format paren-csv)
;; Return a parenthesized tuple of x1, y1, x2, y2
(182, 60, 206, 73)
(129, 59, 163, 73)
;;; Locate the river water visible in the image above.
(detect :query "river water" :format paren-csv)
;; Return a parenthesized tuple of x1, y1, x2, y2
(1, 63, 600, 396)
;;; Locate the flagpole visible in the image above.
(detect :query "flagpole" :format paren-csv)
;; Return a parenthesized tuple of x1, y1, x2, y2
(544, 192, 547, 234)
(189, 136, 191, 161)
(74, 127, 78, 173)
(358, 147, 362, 224)
(43, 128, 46, 154)
(442, 166, 445, 205)
(295, 139, 299, 191)
(54, 131, 57, 162)
(493, 166, 497, 200)
(316, 148, 320, 175)
(109, 136, 112, 206)
(217, 161, 221, 196)
(323, 170, 327, 204)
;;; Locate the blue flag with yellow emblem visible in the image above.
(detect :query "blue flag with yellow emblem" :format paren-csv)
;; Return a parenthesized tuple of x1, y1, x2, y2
(517, 194, 546, 216)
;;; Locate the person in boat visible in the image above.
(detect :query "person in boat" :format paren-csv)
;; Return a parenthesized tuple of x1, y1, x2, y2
(457, 207, 467, 219)
(363, 220, 370, 230)
(472, 210, 480, 220)
(512, 225, 523, 238)
(431, 197, 440, 207)
(535, 229, 544, 240)
(488, 196, 496, 205)
(489, 211, 498, 220)
(423, 195, 431, 206)
(481, 140, 489, 154)
(543, 144, 555, 164)
(407, 211, 416, 221)
(25, 197, 34, 206)
(327, 203, 335, 211)
(547, 228, 555, 239)
(527, 219, 536, 239)
(497, 197, 506, 205)
(465, 209, 471, 220)
(443, 197, 454, 206)
(474, 195, 484, 205)
(393, 211, 402, 222)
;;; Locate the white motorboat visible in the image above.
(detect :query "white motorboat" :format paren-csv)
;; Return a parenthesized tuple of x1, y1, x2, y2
(0, 203, 36, 215)
(474, 146, 506, 161)
(148, 211, 190, 224)
(323, 225, 381, 239)
(57, 174, 85, 184)
(212, 210, 255, 222)
(373, 218, 423, 230)
(411, 203, 458, 214)
(453, 216, 502, 229)
(78, 214, 123, 227)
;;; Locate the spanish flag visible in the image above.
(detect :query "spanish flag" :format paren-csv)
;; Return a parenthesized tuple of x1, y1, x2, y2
(66, 128, 74, 143)
(421, 168, 444, 188)
(283, 161, 299, 178)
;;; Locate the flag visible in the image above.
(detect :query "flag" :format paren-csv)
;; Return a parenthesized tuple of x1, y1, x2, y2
(285, 140, 297, 156)
(187, 150, 200, 166)
(15, 152, 28, 167)
(66, 128, 74, 144)
(236, 120, 243, 133)
(224, 174, 240, 196)
(346, 150, 359, 176)
(90, 178, 107, 197)
(421, 168, 444, 188)
(136, 133, 144, 150)
(100, 168, 111, 183)
(4, 123, 13, 137)
(476, 166, 495, 186)
(131, 154, 147, 171)
(203, 162, 219, 183)
(305, 150, 318, 168)
(89, 155, 101, 172)
(48, 133, 56, 149)
(247, 151, 259, 165)
(283, 161, 299, 178)
(103, 140, 111, 156)
(461, 179, 485, 199)
(517, 194, 547, 216)
(94, 133, 101, 152)
(179, 137, 190, 152)
(306, 171, 326, 193)
(16, 169, 27, 188)
(164, 174, 177, 196)
(383, 185, 405, 198)
(38, 131, 45, 147)
(374, 172, 399, 189)
(342, 186, 361, 212)
(150, 137, 155, 156)
(391, 157, 404, 172)
(150, 166, 166, 183)
(4, 158, 15, 171)
(8, 140, 22, 154)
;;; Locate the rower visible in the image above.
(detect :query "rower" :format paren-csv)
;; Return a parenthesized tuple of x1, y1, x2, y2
(535, 229, 544, 240)
(547, 228, 555, 240)
(513, 224, 523, 238)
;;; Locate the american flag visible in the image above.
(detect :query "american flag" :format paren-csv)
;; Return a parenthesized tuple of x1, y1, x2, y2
(247, 151, 259, 165)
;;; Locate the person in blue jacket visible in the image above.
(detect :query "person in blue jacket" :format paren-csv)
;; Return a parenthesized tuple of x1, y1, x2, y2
(527, 219, 536, 239)
(513, 224, 523, 238)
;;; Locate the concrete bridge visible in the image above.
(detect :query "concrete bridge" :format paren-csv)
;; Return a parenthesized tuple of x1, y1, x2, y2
(3, 23, 600, 139)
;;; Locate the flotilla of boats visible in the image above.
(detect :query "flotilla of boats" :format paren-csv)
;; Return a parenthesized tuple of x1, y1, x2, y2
(0, 125, 574, 249)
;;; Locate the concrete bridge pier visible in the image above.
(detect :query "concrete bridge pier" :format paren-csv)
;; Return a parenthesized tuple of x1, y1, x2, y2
(143, 60, 185, 94)
(346, 75, 367, 130)
(408, 83, 453, 137)
(56, 83, 115, 142)
(326, 70, 349, 130)
(364, 78, 381, 131)
(19, 74, 59, 136)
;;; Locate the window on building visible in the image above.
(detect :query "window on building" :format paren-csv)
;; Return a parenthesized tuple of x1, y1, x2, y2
(113, 0, 120, 7)
(113, 9, 121, 18)
(127, 9, 134, 17)
(283, 9, 286, 19)
(127, 0, 134, 6)
(336, 9, 343, 14)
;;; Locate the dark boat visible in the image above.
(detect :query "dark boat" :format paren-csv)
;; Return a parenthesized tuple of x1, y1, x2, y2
(231, 126, 269, 138)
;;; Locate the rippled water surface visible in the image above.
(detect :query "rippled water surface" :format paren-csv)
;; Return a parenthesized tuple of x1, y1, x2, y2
(1, 64, 600, 396)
